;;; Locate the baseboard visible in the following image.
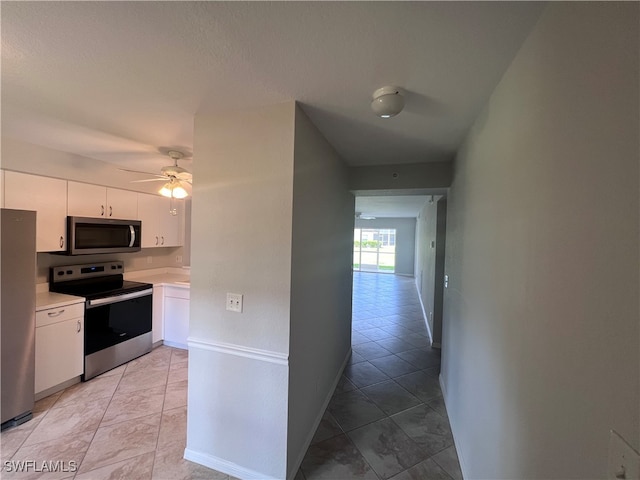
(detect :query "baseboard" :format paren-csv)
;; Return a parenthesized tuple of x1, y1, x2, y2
(287, 347, 352, 480)
(35, 376, 81, 401)
(183, 448, 281, 480)
(439, 374, 469, 480)
(162, 340, 187, 350)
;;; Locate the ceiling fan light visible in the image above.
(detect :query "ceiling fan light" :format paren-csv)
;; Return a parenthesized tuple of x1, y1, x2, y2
(172, 185, 188, 199)
(371, 86, 404, 118)
(159, 180, 189, 199)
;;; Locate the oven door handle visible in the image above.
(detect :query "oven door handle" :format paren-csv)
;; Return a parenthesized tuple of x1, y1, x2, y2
(129, 225, 136, 248)
(87, 288, 152, 309)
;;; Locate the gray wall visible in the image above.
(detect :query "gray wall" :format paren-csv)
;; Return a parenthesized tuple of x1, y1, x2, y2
(355, 217, 416, 276)
(442, 3, 639, 478)
(287, 105, 354, 477)
(349, 162, 452, 192)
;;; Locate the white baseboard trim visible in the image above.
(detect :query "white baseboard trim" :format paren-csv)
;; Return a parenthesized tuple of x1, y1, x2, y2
(188, 337, 289, 366)
(162, 340, 187, 350)
(439, 374, 468, 480)
(415, 285, 434, 346)
(184, 448, 281, 480)
(287, 347, 352, 480)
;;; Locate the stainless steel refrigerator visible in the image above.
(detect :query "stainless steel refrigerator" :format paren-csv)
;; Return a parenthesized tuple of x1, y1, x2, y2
(1, 209, 36, 428)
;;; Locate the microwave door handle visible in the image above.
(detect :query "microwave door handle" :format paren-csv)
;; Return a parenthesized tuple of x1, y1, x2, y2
(129, 225, 135, 247)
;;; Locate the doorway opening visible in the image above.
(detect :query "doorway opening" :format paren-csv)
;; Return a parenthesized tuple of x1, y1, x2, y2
(353, 228, 396, 273)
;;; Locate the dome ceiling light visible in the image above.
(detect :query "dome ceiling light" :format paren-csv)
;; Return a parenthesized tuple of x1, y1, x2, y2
(371, 86, 405, 118)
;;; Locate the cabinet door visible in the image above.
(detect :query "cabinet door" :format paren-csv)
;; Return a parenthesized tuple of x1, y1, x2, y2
(160, 198, 184, 247)
(35, 317, 84, 394)
(107, 188, 138, 220)
(68, 182, 107, 218)
(137, 193, 161, 247)
(152, 285, 164, 344)
(164, 290, 189, 349)
(5, 172, 67, 252)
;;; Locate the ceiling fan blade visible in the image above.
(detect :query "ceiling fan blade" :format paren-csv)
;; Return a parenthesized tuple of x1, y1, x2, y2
(131, 178, 168, 183)
(118, 167, 164, 177)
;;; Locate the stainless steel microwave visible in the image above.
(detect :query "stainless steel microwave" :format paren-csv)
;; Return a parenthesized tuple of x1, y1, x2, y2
(67, 217, 141, 255)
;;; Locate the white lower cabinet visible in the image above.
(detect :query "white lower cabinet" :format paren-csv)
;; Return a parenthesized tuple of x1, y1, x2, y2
(35, 302, 84, 395)
(163, 286, 189, 350)
(152, 285, 164, 345)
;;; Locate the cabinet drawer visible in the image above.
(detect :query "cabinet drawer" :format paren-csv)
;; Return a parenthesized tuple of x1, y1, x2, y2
(36, 302, 84, 328)
(164, 286, 190, 300)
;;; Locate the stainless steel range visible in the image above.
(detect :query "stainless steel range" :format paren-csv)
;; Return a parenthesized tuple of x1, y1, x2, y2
(49, 261, 153, 380)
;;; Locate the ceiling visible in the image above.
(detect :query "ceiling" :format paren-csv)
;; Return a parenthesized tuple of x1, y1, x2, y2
(1, 1, 545, 179)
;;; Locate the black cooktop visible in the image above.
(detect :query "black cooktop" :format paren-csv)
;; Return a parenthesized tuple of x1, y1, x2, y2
(49, 261, 152, 300)
(50, 276, 151, 300)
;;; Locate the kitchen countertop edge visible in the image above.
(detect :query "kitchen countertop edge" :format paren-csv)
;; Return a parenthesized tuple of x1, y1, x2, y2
(36, 291, 85, 311)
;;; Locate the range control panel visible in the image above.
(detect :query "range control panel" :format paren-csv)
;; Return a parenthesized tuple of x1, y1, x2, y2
(50, 261, 124, 283)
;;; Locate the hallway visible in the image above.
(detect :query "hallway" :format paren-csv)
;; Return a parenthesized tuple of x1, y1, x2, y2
(300, 272, 462, 480)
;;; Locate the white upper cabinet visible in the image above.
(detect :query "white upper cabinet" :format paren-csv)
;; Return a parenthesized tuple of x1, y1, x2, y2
(138, 193, 184, 248)
(107, 188, 138, 219)
(68, 182, 137, 219)
(4, 171, 67, 252)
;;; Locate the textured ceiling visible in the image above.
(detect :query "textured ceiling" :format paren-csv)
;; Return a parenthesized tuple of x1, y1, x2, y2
(1, 1, 545, 178)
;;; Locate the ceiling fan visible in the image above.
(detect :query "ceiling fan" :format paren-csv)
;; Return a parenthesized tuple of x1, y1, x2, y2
(120, 150, 192, 199)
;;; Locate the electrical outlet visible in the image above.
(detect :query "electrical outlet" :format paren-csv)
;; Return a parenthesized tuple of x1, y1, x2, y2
(608, 430, 640, 480)
(226, 293, 243, 313)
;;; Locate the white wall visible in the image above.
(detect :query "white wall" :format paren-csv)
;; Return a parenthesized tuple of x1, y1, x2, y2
(355, 217, 416, 276)
(1, 138, 165, 195)
(1, 139, 185, 276)
(188, 102, 295, 479)
(442, 3, 639, 479)
(287, 105, 353, 477)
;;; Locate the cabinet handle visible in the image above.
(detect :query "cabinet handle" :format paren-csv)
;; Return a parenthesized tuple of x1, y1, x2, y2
(47, 309, 65, 317)
(101, 205, 105, 216)
(77, 320, 82, 333)
(109, 206, 113, 217)
(59, 236, 64, 248)
(161, 236, 164, 245)
(155, 236, 159, 246)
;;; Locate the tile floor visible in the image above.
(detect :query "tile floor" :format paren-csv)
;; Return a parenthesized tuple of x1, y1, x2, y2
(1, 272, 462, 480)
(1, 346, 230, 480)
(298, 272, 462, 480)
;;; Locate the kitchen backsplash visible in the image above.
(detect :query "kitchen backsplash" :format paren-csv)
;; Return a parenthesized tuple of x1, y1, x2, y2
(36, 246, 185, 284)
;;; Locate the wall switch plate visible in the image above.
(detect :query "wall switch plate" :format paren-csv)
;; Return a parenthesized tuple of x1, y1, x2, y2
(226, 293, 243, 313)
(608, 430, 640, 480)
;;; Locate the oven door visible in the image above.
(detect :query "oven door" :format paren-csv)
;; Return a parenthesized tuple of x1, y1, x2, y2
(84, 289, 152, 356)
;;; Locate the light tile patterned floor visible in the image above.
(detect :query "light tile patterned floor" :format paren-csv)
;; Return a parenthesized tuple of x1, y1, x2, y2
(1, 346, 229, 480)
(1, 272, 462, 480)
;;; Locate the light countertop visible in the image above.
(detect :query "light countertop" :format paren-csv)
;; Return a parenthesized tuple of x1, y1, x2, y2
(36, 291, 85, 311)
(125, 268, 190, 288)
